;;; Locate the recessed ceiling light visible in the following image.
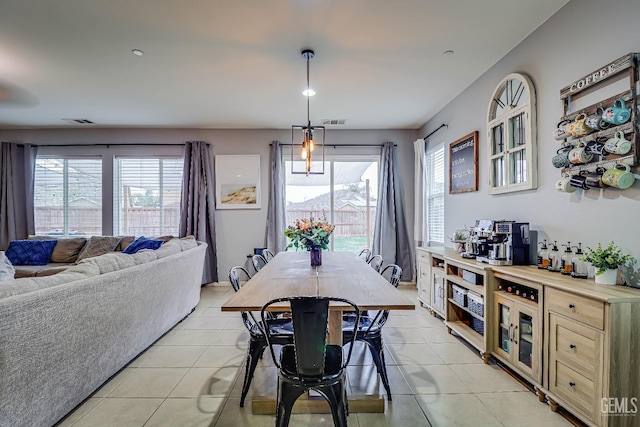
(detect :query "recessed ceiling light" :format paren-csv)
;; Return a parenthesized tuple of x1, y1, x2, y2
(442, 50, 454, 57)
(131, 49, 144, 56)
(303, 89, 316, 97)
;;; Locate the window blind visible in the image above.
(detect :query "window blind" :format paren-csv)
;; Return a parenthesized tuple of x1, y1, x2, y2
(113, 157, 183, 237)
(426, 145, 445, 244)
(34, 157, 102, 236)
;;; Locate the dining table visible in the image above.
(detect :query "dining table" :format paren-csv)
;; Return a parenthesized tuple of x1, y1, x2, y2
(221, 250, 415, 414)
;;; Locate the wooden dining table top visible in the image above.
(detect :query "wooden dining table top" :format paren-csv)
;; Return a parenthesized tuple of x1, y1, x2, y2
(221, 251, 415, 313)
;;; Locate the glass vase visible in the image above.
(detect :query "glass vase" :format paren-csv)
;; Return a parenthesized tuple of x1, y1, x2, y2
(310, 246, 322, 267)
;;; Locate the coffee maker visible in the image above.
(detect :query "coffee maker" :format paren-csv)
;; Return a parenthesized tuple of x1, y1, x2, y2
(464, 220, 534, 266)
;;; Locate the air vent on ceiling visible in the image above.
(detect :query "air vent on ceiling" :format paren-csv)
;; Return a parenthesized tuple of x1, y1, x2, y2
(62, 118, 94, 124)
(321, 119, 346, 125)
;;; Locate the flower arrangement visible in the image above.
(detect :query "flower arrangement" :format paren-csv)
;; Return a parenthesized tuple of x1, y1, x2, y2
(285, 215, 335, 251)
(581, 241, 635, 275)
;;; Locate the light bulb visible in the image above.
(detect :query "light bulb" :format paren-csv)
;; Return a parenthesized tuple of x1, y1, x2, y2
(309, 138, 314, 152)
(300, 148, 308, 160)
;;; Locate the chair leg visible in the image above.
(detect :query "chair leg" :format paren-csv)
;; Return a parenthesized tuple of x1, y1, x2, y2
(276, 381, 306, 427)
(240, 338, 265, 407)
(363, 336, 392, 401)
(318, 382, 348, 427)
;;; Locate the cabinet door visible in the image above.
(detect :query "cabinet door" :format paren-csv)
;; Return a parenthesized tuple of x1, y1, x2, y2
(513, 303, 540, 382)
(417, 259, 431, 306)
(432, 270, 445, 315)
(494, 294, 513, 360)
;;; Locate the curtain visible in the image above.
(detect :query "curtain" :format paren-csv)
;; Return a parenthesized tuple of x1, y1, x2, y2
(180, 141, 218, 284)
(373, 142, 412, 281)
(0, 142, 37, 250)
(413, 138, 428, 247)
(266, 141, 286, 253)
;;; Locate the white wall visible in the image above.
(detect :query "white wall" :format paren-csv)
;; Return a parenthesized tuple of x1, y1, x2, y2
(419, 0, 640, 285)
(0, 128, 417, 280)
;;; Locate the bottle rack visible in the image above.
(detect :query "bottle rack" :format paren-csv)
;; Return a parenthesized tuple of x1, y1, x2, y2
(556, 53, 639, 180)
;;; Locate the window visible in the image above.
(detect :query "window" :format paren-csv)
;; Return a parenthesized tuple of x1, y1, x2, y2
(285, 157, 379, 253)
(34, 157, 102, 236)
(426, 144, 445, 245)
(487, 72, 537, 194)
(113, 157, 183, 236)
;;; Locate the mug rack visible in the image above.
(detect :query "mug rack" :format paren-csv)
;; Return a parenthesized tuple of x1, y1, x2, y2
(555, 53, 639, 186)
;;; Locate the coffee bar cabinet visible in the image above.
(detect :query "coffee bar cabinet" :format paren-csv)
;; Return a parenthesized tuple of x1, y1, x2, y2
(492, 266, 640, 427)
(492, 274, 543, 385)
(417, 247, 496, 362)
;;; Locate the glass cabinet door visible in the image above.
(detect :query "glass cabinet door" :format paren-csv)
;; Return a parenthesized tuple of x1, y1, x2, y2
(498, 302, 511, 354)
(518, 312, 534, 369)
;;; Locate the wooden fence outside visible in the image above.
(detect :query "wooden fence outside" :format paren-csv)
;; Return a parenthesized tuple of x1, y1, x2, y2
(285, 209, 375, 237)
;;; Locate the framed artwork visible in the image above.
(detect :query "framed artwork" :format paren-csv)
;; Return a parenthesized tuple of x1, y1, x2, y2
(215, 155, 261, 209)
(449, 131, 478, 194)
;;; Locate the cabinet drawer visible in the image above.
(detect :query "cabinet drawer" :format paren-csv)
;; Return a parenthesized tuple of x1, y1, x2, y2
(547, 288, 605, 330)
(552, 318, 600, 380)
(552, 361, 596, 421)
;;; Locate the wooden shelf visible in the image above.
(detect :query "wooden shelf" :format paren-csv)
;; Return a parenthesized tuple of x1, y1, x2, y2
(447, 275, 485, 295)
(448, 298, 484, 321)
(444, 320, 483, 350)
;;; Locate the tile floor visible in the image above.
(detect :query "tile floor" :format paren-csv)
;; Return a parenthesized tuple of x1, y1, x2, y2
(56, 285, 576, 427)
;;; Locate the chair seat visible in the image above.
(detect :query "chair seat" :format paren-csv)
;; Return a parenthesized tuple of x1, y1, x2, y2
(342, 316, 382, 335)
(250, 318, 293, 337)
(280, 344, 343, 381)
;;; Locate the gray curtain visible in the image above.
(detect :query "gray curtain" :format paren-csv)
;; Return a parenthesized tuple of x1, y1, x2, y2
(373, 142, 412, 280)
(0, 142, 37, 250)
(266, 141, 287, 253)
(180, 141, 218, 284)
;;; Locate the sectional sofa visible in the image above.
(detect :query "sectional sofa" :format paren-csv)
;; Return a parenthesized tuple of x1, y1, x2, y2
(0, 236, 207, 427)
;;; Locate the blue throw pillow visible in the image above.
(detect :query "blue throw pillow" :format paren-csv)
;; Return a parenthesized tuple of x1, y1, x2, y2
(5, 240, 58, 266)
(122, 236, 163, 254)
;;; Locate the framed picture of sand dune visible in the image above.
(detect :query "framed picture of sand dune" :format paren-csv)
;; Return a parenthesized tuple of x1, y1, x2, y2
(215, 155, 261, 209)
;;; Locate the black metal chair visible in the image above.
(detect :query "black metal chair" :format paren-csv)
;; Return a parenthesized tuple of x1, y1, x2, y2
(358, 248, 372, 262)
(262, 249, 275, 262)
(342, 265, 402, 401)
(367, 254, 383, 272)
(380, 263, 402, 288)
(261, 296, 361, 427)
(228, 266, 293, 407)
(251, 254, 268, 273)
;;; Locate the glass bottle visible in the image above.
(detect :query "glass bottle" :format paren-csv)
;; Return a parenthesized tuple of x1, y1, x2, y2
(537, 240, 549, 269)
(547, 241, 561, 272)
(571, 243, 588, 279)
(561, 242, 573, 275)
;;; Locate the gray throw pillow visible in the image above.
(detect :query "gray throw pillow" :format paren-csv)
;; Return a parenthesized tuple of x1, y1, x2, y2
(75, 236, 122, 262)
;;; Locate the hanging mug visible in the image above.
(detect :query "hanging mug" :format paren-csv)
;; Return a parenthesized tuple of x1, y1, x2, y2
(602, 99, 631, 125)
(568, 142, 594, 165)
(585, 167, 606, 189)
(556, 172, 577, 193)
(552, 119, 572, 140)
(569, 171, 589, 190)
(585, 139, 608, 157)
(604, 131, 632, 155)
(568, 113, 594, 138)
(585, 107, 610, 131)
(602, 163, 635, 189)
(552, 146, 572, 168)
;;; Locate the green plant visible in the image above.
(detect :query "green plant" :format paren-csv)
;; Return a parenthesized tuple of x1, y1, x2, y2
(581, 241, 635, 275)
(284, 215, 335, 251)
(451, 229, 468, 241)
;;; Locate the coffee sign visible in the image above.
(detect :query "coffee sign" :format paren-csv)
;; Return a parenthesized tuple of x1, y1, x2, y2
(449, 131, 478, 194)
(560, 54, 633, 99)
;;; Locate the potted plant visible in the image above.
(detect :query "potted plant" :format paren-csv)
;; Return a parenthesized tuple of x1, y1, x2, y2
(581, 241, 635, 285)
(451, 229, 468, 253)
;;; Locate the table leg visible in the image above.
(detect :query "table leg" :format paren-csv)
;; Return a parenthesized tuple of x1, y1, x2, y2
(328, 309, 343, 345)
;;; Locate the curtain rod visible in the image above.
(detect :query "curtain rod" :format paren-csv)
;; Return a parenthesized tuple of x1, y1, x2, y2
(33, 143, 203, 147)
(422, 123, 448, 141)
(273, 143, 396, 147)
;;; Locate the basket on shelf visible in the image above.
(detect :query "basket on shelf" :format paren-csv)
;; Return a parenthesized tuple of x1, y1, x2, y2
(452, 284, 467, 307)
(467, 291, 484, 317)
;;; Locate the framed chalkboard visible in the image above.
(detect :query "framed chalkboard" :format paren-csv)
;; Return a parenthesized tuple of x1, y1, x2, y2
(449, 131, 478, 194)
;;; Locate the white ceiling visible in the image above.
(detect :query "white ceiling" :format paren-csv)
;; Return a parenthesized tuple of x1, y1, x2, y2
(0, 0, 568, 130)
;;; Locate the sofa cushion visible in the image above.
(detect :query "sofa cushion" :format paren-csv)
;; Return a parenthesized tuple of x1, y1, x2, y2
(155, 239, 182, 258)
(115, 236, 136, 252)
(5, 240, 57, 266)
(51, 238, 87, 263)
(122, 236, 163, 254)
(79, 252, 136, 274)
(177, 235, 198, 251)
(130, 250, 159, 265)
(76, 236, 122, 262)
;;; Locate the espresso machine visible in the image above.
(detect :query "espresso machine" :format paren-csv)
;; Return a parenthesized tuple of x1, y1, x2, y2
(463, 220, 534, 266)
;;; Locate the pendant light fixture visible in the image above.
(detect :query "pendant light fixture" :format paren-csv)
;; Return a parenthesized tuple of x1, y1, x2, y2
(291, 49, 325, 175)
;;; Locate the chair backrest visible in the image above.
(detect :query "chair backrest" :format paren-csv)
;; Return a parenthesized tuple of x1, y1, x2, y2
(367, 254, 383, 272)
(262, 249, 275, 262)
(229, 266, 252, 292)
(380, 264, 402, 288)
(261, 296, 361, 376)
(358, 248, 372, 262)
(229, 266, 258, 331)
(252, 254, 268, 272)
